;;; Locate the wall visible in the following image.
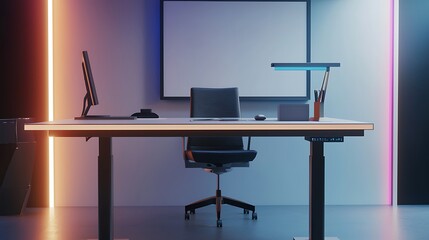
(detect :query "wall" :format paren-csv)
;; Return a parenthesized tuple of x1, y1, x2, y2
(53, 0, 391, 206)
(311, 0, 392, 204)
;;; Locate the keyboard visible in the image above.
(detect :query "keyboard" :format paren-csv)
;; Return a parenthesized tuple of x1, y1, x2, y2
(74, 115, 136, 120)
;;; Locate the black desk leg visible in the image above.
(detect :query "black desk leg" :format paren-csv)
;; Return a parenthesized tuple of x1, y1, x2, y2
(309, 141, 325, 240)
(99, 137, 113, 240)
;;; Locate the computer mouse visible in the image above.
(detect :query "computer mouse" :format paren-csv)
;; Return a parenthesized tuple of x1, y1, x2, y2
(254, 114, 266, 121)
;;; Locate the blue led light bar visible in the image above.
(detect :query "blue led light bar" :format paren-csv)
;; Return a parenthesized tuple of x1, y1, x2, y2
(271, 63, 340, 71)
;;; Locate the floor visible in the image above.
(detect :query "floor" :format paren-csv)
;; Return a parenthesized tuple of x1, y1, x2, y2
(0, 205, 428, 240)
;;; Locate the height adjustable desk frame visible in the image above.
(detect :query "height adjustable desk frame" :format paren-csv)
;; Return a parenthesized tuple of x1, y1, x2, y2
(25, 118, 373, 240)
(272, 63, 343, 240)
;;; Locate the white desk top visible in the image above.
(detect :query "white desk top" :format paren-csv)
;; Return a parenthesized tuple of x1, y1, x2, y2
(25, 117, 373, 133)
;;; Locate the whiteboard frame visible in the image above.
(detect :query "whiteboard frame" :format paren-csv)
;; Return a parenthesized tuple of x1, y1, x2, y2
(160, 0, 311, 100)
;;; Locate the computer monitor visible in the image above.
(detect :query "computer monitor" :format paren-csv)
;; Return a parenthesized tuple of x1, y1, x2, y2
(75, 51, 135, 120)
(76, 50, 99, 118)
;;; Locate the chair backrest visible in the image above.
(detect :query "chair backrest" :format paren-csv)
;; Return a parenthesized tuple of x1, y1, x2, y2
(188, 88, 244, 151)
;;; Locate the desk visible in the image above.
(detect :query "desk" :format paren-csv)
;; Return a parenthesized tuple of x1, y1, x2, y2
(25, 117, 373, 240)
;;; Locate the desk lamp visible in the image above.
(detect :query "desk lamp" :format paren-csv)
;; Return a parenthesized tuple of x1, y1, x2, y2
(271, 63, 340, 120)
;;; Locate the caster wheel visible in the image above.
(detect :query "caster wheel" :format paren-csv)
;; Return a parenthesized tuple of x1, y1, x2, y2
(252, 212, 258, 220)
(243, 209, 249, 214)
(185, 213, 190, 220)
(217, 219, 223, 228)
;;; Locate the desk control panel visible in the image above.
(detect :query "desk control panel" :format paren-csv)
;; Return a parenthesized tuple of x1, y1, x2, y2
(305, 136, 344, 142)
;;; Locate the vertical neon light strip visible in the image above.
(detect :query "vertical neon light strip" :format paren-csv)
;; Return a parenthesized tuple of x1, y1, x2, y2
(392, 0, 399, 206)
(48, 0, 55, 208)
(389, 0, 399, 205)
(388, 0, 394, 206)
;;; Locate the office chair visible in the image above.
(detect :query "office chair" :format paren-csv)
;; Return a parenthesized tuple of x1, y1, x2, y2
(183, 87, 257, 227)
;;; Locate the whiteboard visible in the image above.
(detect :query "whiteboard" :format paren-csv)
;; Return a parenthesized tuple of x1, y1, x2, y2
(162, 0, 309, 99)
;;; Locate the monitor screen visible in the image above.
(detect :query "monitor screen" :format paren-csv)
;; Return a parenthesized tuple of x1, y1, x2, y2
(75, 51, 100, 118)
(82, 51, 99, 108)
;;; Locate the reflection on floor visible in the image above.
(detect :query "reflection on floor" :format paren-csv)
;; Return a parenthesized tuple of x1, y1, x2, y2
(0, 205, 428, 240)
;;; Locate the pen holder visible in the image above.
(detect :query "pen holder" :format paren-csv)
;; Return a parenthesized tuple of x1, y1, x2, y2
(311, 102, 324, 121)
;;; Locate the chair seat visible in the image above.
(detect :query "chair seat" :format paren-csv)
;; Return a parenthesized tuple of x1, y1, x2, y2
(186, 150, 257, 165)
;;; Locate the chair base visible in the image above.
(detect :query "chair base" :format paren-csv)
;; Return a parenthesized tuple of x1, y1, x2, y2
(184, 189, 257, 227)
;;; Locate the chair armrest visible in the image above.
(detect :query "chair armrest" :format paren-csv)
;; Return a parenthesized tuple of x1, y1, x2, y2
(183, 136, 207, 168)
(182, 137, 187, 159)
(246, 136, 252, 150)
